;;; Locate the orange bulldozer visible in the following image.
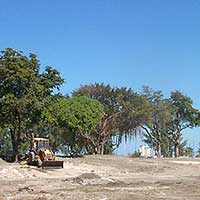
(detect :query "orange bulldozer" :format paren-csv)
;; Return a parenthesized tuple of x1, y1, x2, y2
(28, 138, 63, 168)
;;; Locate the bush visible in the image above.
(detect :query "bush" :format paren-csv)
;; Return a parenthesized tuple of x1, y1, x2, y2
(130, 151, 141, 157)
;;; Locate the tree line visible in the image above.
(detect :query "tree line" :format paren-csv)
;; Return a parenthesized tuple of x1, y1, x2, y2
(0, 48, 199, 161)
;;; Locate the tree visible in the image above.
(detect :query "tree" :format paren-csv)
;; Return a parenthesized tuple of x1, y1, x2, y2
(73, 83, 151, 154)
(0, 48, 64, 160)
(168, 91, 198, 157)
(0, 128, 12, 157)
(196, 143, 200, 157)
(142, 86, 172, 157)
(42, 96, 104, 154)
(178, 138, 193, 157)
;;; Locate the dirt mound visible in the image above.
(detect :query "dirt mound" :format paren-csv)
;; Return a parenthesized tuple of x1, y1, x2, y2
(1, 156, 200, 199)
(79, 172, 100, 179)
(63, 173, 101, 185)
(0, 158, 8, 165)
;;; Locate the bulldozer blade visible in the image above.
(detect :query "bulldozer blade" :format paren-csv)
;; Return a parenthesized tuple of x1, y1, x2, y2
(42, 160, 64, 169)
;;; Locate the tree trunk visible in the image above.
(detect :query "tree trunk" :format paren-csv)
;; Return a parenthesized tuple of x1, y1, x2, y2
(10, 128, 19, 162)
(156, 143, 161, 158)
(96, 144, 104, 155)
(96, 145, 101, 155)
(174, 143, 179, 158)
(11, 138, 19, 162)
(174, 132, 180, 158)
(100, 144, 104, 155)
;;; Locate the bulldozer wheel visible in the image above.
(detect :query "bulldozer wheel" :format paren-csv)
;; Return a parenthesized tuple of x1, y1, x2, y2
(37, 159, 42, 168)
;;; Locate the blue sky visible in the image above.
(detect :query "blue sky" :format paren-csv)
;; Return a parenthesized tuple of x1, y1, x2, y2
(1, 0, 200, 154)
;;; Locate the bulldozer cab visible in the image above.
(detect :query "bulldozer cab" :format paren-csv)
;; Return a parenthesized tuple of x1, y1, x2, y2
(32, 138, 50, 152)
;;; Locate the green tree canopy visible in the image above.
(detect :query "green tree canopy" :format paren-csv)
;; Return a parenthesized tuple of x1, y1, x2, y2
(73, 83, 151, 154)
(168, 90, 199, 157)
(142, 86, 173, 157)
(42, 96, 104, 154)
(0, 48, 64, 160)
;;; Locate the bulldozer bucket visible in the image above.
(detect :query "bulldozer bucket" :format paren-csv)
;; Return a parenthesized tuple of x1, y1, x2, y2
(42, 160, 64, 169)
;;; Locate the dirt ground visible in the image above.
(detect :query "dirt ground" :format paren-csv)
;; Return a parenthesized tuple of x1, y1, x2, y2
(1, 155, 200, 200)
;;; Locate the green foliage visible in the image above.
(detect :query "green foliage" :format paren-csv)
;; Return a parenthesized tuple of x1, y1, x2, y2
(169, 91, 198, 128)
(168, 91, 198, 157)
(0, 128, 12, 155)
(18, 140, 30, 154)
(142, 88, 198, 158)
(0, 48, 64, 159)
(43, 96, 104, 154)
(196, 145, 200, 157)
(130, 151, 141, 157)
(73, 83, 117, 114)
(0, 48, 199, 159)
(43, 96, 104, 131)
(73, 83, 151, 154)
(179, 146, 193, 157)
(142, 86, 172, 157)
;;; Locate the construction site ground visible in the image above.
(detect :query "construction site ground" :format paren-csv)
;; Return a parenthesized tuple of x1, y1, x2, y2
(1, 155, 200, 200)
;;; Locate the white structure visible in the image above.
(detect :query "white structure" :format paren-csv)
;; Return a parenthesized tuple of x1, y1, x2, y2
(139, 145, 152, 157)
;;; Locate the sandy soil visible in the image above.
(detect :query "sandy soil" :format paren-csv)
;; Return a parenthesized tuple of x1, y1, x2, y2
(1, 155, 200, 200)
